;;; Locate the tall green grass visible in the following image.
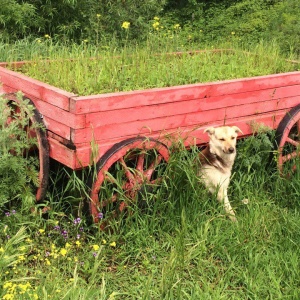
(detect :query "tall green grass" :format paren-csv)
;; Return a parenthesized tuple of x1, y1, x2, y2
(1, 131, 300, 299)
(3, 40, 300, 95)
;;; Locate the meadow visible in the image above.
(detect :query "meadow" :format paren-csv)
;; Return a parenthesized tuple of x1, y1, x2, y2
(1, 39, 300, 299)
(1, 132, 300, 299)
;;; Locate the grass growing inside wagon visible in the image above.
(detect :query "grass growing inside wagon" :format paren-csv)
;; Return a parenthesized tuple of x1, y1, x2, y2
(5, 40, 300, 95)
(1, 131, 300, 299)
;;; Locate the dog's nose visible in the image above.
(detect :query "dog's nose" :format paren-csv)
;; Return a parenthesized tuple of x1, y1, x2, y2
(228, 147, 235, 153)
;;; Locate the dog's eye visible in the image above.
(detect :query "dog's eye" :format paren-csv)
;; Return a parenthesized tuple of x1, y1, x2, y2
(231, 137, 235, 140)
(219, 138, 225, 141)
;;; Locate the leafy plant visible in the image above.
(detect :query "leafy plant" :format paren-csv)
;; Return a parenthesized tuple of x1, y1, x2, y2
(0, 93, 39, 209)
(0, 0, 38, 40)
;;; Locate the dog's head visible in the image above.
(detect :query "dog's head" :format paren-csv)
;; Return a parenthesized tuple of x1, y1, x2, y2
(204, 126, 243, 156)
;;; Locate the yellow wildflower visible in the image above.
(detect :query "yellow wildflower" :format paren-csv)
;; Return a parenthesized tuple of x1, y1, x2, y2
(38, 229, 45, 234)
(174, 24, 180, 30)
(0, 247, 4, 253)
(152, 21, 160, 30)
(45, 258, 51, 265)
(18, 282, 31, 292)
(153, 16, 160, 21)
(92, 244, 100, 251)
(44, 34, 50, 38)
(65, 242, 72, 249)
(3, 294, 14, 300)
(60, 248, 67, 256)
(121, 21, 130, 29)
(75, 240, 81, 247)
(102, 239, 107, 245)
(18, 255, 25, 261)
(3, 281, 13, 289)
(110, 242, 116, 248)
(96, 14, 101, 18)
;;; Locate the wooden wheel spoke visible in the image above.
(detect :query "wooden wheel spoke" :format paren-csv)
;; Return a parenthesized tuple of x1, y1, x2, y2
(119, 157, 134, 182)
(286, 137, 300, 147)
(281, 151, 300, 164)
(104, 172, 117, 184)
(144, 155, 162, 181)
(136, 153, 145, 172)
(101, 194, 118, 207)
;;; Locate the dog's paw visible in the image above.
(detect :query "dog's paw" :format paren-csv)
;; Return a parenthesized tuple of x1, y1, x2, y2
(229, 215, 237, 222)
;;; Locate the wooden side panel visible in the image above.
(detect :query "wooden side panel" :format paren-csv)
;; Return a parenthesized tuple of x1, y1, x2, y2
(0, 66, 75, 110)
(85, 85, 300, 128)
(70, 71, 300, 114)
(71, 95, 300, 144)
(0, 66, 85, 142)
(71, 109, 286, 169)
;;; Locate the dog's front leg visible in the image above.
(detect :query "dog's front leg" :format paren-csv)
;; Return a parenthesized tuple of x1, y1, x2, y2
(217, 187, 237, 222)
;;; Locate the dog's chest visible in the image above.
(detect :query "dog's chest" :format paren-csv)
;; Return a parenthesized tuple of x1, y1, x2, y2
(200, 165, 231, 190)
(198, 146, 233, 189)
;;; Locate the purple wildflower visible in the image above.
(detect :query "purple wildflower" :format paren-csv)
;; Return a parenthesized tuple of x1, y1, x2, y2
(93, 252, 97, 257)
(98, 212, 104, 219)
(5, 212, 10, 217)
(77, 234, 81, 239)
(11, 210, 16, 214)
(54, 225, 60, 231)
(61, 229, 68, 239)
(73, 217, 81, 225)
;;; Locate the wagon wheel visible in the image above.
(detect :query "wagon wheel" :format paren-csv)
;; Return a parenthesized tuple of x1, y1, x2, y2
(4, 93, 50, 201)
(274, 104, 300, 175)
(88, 137, 170, 224)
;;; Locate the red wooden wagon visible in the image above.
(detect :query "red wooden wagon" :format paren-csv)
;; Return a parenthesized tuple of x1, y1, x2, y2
(1, 51, 300, 222)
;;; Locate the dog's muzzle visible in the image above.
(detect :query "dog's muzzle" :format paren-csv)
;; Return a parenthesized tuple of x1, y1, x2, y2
(224, 147, 235, 154)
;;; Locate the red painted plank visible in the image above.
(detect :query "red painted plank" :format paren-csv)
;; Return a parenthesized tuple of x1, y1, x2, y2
(0, 66, 75, 110)
(33, 99, 85, 129)
(71, 95, 300, 144)
(43, 117, 71, 140)
(70, 71, 300, 114)
(85, 85, 300, 128)
(48, 137, 76, 169)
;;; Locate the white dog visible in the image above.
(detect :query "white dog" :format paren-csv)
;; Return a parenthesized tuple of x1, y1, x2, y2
(198, 126, 242, 221)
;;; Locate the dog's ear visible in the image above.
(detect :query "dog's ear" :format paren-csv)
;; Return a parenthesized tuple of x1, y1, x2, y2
(204, 127, 215, 135)
(232, 126, 243, 134)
